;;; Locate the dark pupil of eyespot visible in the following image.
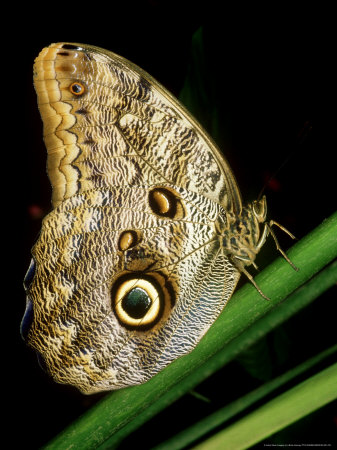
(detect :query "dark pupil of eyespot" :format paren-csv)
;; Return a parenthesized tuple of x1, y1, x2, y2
(122, 288, 152, 319)
(72, 83, 82, 93)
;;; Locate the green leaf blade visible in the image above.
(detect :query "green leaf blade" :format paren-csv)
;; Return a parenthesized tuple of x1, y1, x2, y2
(193, 362, 337, 450)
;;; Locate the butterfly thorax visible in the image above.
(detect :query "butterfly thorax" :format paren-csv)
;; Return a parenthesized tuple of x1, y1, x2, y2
(217, 196, 268, 269)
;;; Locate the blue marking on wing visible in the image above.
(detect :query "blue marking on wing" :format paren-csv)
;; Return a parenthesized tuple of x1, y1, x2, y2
(20, 296, 34, 341)
(23, 258, 36, 290)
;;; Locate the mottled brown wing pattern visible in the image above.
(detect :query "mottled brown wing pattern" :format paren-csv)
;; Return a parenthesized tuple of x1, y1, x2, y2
(22, 43, 248, 394)
(33, 43, 241, 211)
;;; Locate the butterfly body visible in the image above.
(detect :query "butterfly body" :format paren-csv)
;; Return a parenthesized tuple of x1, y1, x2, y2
(23, 43, 274, 394)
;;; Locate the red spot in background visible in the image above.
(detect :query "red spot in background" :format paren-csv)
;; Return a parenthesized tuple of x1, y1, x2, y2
(263, 172, 282, 192)
(267, 177, 281, 192)
(28, 204, 45, 220)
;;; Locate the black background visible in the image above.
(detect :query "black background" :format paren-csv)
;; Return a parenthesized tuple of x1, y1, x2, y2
(6, 2, 336, 448)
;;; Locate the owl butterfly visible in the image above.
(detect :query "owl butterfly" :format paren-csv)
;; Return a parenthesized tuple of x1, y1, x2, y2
(23, 42, 296, 394)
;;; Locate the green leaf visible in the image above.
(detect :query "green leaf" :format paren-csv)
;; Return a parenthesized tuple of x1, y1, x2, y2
(193, 362, 337, 450)
(153, 344, 337, 450)
(42, 212, 337, 449)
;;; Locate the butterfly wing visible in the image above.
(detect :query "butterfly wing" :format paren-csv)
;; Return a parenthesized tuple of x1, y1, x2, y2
(23, 43, 242, 393)
(34, 43, 242, 212)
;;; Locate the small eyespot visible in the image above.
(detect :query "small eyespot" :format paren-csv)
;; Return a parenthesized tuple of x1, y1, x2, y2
(151, 190, 171, 214)
(118, 230, 139, 251)
(69, 81, 86, 96)
(149, 187, 185, 219)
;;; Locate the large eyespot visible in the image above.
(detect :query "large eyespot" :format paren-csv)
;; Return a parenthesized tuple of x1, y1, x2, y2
(69, 81, 86, 96)
(111, 273, 175, 330)
(149, 187, 185, 219)
(113, 277, 162, 329)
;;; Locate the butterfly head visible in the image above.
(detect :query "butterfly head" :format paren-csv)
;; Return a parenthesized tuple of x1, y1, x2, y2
(251, 195, 267, 224)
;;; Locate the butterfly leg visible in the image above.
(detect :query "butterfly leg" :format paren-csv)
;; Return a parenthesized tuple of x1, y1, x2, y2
(230, 256, 270, 301)
(267, 221, 299, 271)
(240, 265, 271, 301)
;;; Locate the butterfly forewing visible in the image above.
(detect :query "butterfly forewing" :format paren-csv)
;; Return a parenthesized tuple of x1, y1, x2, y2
(34, 43, 242, 211)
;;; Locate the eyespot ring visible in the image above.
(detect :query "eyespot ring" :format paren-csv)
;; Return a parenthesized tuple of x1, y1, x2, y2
(112, 277, 163, 330)
(111, 273, 175, 331)
(69, 81, 86, 96)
